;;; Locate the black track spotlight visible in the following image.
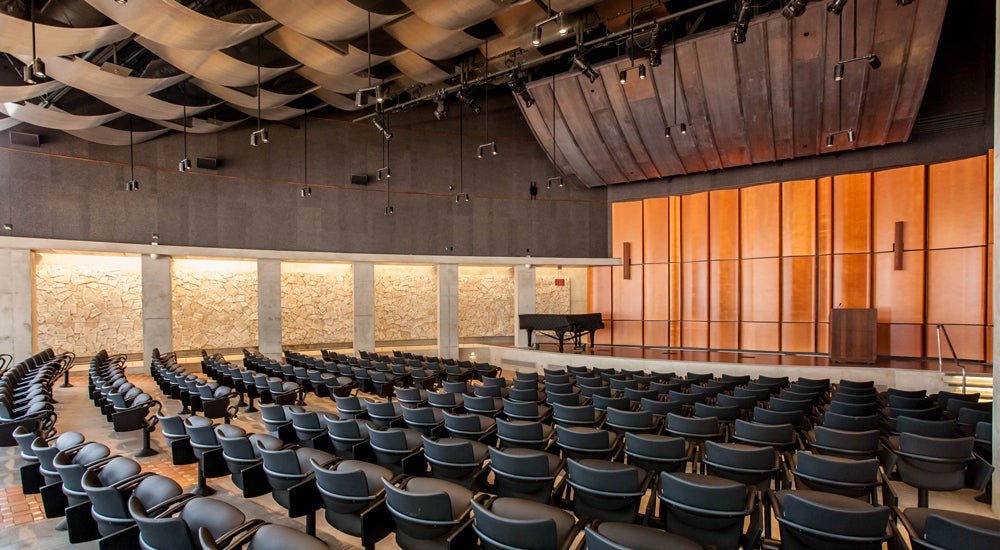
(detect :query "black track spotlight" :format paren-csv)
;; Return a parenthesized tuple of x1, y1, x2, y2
(835, 54, 881, 80)
(732, 0, 753, 44)
(557, 12, 569, 35)
(571, 53, 600, 83)
(509, 77, 535, 108)
(896, 0, 914, 5)
(619, 70, 627, 84)
(250, 128, 268, 146)
(782, 0, 809, 18)
(868, 54, 881, 69)
(465, 193, 470, 202)
(648, 31, 662, 67)
(638, 64, 646, 79)
(530, 181, 538, 199)
(456, 89, 481, 114)
(299, 186, 312, 197)
(178, 158, 191, 172)
(680, 123, 687, 135)
(433, 91, 449, 120)
(477, 142, 497, 159)
(826, 134, 835, 147)
(827, 0, 849, 15)
(531, 25, 542, 46)
(373, 117, 392, 140)
(664, 126, 671, 138)
(125, 179, 139, 191)
(833, 63, 844, 80)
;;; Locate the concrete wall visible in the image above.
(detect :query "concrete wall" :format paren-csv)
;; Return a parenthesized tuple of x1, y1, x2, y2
(0, 96, 608, 259)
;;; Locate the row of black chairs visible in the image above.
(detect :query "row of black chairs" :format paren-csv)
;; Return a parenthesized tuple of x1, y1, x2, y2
(87, 349, 163, 457)
(0, 347, 73, 447)
(149, 349, 254, 420)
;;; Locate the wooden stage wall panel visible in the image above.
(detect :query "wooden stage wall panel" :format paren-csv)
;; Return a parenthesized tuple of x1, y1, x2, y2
(596, 152, 992, 360)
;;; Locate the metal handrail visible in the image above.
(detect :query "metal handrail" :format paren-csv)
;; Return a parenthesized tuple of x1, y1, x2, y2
(934, 324, 967, 394)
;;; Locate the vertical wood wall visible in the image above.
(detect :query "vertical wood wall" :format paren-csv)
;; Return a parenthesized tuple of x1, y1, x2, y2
(591, 154, 994, 361)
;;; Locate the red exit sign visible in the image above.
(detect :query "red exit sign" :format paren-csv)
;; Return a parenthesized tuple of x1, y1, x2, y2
(554, 279, 565, 286)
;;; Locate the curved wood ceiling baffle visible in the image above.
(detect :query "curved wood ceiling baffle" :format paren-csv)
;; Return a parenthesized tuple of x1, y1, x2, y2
(0, 81, 63, 103)
(526, 75, 601, 188)
(384, 13, 482, 61)
(0, 13, 130, 56)
(517, 0, 947, 187)
(190, 78, 315, 111)
(249, 0, 404, 42)
(401, 0, 508, 31)
(156, 117, 247, 134)
(0, 117, 23, 131)
(0, 101, 124, 130)
(312, 88, 369, 112)
(65, 125, 168, 145)
(28, 55, 188, 98)
(82, 0, 278, 51)
(231, 103, 327, 122)
(266, 27, 389, 76)
(390, 51, 450, 84)
(92, 93, 220, 121)
(296, 67, 373, 95)
(136, 37, 297, 88)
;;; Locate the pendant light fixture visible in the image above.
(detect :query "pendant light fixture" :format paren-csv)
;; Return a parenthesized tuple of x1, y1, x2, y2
(546, 73, 562, 189)
(23, 1, 46, 84)
(178, 84, 191, 172)
(382, 109, 393, 214)
(827, 2, 856, 147)
(477, 37, 497, 159)
(249, 37, 268, 146)
(665, 26, 686, 138)
(125, 114, 139, 191)
(456, 102, 468, 202)
(300, 109, 312, 197)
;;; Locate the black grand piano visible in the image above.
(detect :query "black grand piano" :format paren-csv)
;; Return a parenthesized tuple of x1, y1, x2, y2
(518, 313, 605, 352)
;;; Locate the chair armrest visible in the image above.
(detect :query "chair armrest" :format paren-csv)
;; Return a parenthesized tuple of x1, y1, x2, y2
(559, 516, 588, 550)
(200, 519, 267, 549)
(880, 470, 898, 507)
(111, 471, 154, 491)
(149, 493, 198, 517)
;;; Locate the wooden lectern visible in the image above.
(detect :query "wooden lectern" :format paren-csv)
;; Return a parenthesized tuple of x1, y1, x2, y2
(830, 308, 877, 363)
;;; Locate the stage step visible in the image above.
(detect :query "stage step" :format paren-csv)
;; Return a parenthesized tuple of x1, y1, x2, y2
(942, 373, 994, 399)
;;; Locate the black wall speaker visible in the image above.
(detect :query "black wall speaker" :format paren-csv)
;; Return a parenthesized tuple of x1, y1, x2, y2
(351, 174, 369, 185)
(195, 157, 218, 170)
(10, 131, 40, 147)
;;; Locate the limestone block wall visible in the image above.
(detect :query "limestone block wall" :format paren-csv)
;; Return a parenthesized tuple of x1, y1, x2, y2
(459, 267, 514, 337)
(281, 262, 354, 345)
(34, 253, 143, 356)
(172, 259, 258, 350)
(375, 265, 437, 342)
(536, 267, 577, 314)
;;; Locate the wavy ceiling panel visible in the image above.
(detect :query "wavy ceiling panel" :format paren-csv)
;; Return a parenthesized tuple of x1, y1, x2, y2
(92, 94, 220, 121)
(266, 27, 388, 77)
(191, 78, 314, 111)
(65, 125, 169, 146)
(232, 103, 326, 121)
(295, 67, 373, 95)
(250, 0, 402, 42)
(83, 0, 278, 51)
(390, 51, 450, 84)
(137, 37, 296, 88)
(156, 117, 247, 134)
(0, 101, 124, 130)
(401, 0, 506, 31)
(0, 13, 131, 56)
(385, 14, 481, 61)
(0, 81, 63, 103)
(0, 117, 22, 131)
(29, 55, 187, 98)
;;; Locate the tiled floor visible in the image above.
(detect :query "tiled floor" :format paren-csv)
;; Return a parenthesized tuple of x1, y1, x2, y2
(1, 360, 996, 550)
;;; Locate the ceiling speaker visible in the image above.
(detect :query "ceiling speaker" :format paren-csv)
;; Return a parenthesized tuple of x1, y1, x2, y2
(195, 157, 218, 170)
(351, 174, 369, 185)
(10, 131, 40, 147)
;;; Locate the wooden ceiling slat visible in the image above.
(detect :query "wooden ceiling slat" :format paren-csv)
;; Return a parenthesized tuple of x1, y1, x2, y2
(676, 40, 724, 171)
(527, 79, 603, 187)
(652, 46, 706, 174)
(588, 64, 651, 182)
(856, 0, 915, 148)
(606, 62, 673, 179)
(765, 16, 795, 160)
(789, 8, 827, 157)
(886, 0, 949, 143)
(555, 70, 628, 183)
(697, 33, 751, 168)
(736, 22, 777, 164)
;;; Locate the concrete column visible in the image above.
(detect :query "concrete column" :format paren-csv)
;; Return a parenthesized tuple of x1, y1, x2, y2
(438, 264, 459, 359)
(141, 254, 172, 366)
(257, 259, 282, 360)
(0, 248, 33, 360)
(354, 262, 375, 353)
(514, 265, 536, 347)
(992, 6, 1000, 512)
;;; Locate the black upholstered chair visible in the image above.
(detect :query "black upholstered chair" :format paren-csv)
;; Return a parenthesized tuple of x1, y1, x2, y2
(256, 441, 336, 535)
(128, 495, 247, 550)
(564, 458, 653, 524)
(215, 427, 285, 498)
(495, 418, 555, 451)
(366, 425, 427, 476)
(897, 507, 1000, 550)
(770, 490, 894, 550)
(554, 425, 620, 461)
(657, 472, 761, 550)
(584, 522, 702, 550)
(442, 411, 497, 443)
(894, 433, 977, 507)
(486, 446, 564, 504)
(623, 432, 691, 473)
(422, 435, 490, 490)
(471, 493, 584, 550)
(197, 523, 328, 550)
(313, 458, 396, 550)
(382, 476, 477, 549)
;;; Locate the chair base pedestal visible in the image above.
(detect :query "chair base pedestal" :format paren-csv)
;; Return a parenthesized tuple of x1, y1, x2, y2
(135, 429, 158, 457)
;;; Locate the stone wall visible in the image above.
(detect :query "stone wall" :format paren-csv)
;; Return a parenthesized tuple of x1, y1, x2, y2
(535, 267, 574, 314)
(375, 265, 437, 342)
(459, 267, 514, 337)
(281, 262, 353, 345)
(34, 253, 143, 356)
(172, 259, 258, 350)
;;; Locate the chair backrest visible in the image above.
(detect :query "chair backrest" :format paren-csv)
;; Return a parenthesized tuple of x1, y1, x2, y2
(471, 496, 572, 550)
(777, 490, 890, 550)
(703, 441, 776, 490)
(923, 511, 1000, 549)
(566, 458, 648, 523)
(606, 407, 657, 433)
(486, 446, 561, 503)
(733, 419, 795, 449)
(624, 432, 688, 473)
(383, 476, 472, 525)
(659, 472, 753, 550)
(811, 426, 880, 459)
(793, 451, 879, 498)
(896, 416, 957, 438)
